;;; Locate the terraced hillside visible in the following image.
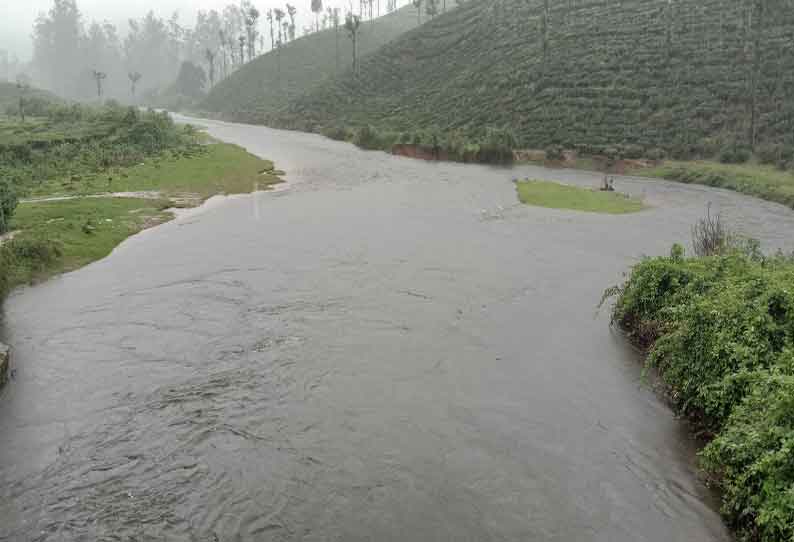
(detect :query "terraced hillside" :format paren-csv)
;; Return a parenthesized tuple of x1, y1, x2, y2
(274, 0, 794, 156)
(200, 5, 419, 122)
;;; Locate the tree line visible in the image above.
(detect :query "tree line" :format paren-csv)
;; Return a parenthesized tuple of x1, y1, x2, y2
(26, 0, 413, 104)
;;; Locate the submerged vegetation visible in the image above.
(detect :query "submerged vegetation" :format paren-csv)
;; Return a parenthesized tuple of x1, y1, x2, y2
(0, 98, 280, 300)
(605, 216, 794, 542)
(515, 180, 645, 214)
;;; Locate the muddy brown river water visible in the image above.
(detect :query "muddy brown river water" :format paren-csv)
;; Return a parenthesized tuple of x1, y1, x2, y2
(2, 117, 794, 541)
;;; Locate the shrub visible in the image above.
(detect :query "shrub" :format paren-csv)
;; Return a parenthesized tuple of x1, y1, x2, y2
(719, 144, 752, 164)
(701, 369, 794, 542)
(607, 238, 794, 542)
(478, 127, 517, 164)
(622, 144, 645, 159)
(545, 144, 565, 162)
(321, 125, 352, 141)
(645, 147, 666, 161)
(691, 205, 732, 257)
(757, 143, 783, 165)
(0, 178, 18, 234)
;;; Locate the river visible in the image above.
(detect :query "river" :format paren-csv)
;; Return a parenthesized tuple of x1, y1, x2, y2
(2, 117, 794, 541)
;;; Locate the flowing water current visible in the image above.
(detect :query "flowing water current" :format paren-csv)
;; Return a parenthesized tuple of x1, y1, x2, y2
(2, 117, 794, 541)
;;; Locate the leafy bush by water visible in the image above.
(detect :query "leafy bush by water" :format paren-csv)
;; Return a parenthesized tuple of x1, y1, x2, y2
(607, 243, 794, 541)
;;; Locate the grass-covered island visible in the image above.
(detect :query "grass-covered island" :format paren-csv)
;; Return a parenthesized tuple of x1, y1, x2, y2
(515, 179, 645, 214)
(603, 216, 794, 542)
(0, 100, 280, 300)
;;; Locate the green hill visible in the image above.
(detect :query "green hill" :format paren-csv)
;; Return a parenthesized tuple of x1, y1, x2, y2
(200, 6, 419, 121)
(272, 0, 794, 158)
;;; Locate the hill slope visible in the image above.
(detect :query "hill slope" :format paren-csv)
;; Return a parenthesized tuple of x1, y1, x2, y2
(200, 6, 419, 121)
(275, 0, 794, 156)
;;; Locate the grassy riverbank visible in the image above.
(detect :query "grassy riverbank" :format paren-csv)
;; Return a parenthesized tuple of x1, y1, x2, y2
(632, 160, 794, 210)
(516, 180, 645, 214)
(0, 102, 280, 299)
(606, 242, 794, 541)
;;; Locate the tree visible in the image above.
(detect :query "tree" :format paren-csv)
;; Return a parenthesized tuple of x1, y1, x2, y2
(267, 9, 275, 49)
(344, 13, 362, 76)
(287, 4, 297, 41)
(311, 0, 324, 31)
(274, 9, 285, 43)
(238, 35, 246, 66)
(412, 0, 423, 24)
(426, 0, 438, 18)
(174, 61, 206, 98)
(332, 8, 341, 72)
(15, 77, 29, 123)
(128, 71, 142, 97)
(204, 49, 216, 87)
(91, 69, 107, 98)
(32, 0, 83, 98)
(243, 4, 260, 60)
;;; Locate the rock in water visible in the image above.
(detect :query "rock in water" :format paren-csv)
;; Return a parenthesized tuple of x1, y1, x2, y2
(0, 342, 9, 388)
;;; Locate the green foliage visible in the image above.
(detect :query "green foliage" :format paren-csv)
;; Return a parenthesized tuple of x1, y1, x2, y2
(0, 178, 18, 234)
(720, 144, 752, 164)
(0, 237, 63, 298)
(701, 369, 794, 542)
(608, 245, 794, 541)
(516, 180, 645, 214)
(638, 160, 794, 210)
(545, 144, 564, 161)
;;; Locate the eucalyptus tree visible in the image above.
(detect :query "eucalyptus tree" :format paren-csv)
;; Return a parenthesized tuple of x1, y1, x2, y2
(267, 10, 275, 49)
(311, 0, 324, 31)
(91, 70, 107, 98)
(128, 71, 142, 97)
(287, 4, 298, 41)
(238, 35, 246, 66)
(412, 0, 423, 24)
(15, 77, 29, 123)
(344, 13, 362, 76)
(332, 8, 341, 72)
(204, 49, 216, 87)
(243, 5, 261, 60)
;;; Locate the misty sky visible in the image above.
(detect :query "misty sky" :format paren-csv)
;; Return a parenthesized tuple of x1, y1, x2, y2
(3, 0, 364, 61)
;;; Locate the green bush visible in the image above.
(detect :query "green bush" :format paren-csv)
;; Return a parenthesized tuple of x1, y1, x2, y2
(720, 144, 752, 164)
(545, 144, 565, 162)
(478, 127, 517, 164)
(608, 246, 794, 542)
(701, 368, 794, 542)
(0, 178, 18, 234)
(0, 237, 63, 298)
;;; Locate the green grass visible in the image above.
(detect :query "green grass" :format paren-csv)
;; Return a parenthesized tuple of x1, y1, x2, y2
(28, 142, 282, 200)
(200, 5, 418, 122)
(515, 180, 645, 214)
(11, 198, 172, 275)
(6, 141, 281, 283)
(634, 160, 794, 210)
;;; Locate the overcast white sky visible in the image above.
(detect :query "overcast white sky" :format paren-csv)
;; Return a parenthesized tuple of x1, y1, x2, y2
(3, 0, 362, 61)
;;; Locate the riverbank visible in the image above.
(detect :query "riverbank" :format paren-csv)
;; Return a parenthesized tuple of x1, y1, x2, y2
(1, 142, 280, 299)
(1, 105, 282, 307)
(605, 242, 794, 542)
